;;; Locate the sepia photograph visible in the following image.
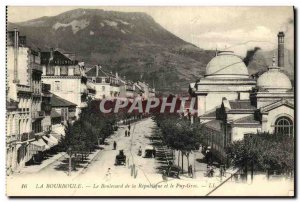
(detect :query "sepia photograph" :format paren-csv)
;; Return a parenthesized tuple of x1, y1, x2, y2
(5, 5, 295, 197)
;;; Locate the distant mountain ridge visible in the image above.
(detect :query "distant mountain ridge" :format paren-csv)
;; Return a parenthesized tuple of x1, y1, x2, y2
(8, 9, 294, 93)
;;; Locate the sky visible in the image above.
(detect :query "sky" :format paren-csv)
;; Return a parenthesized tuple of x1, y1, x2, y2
(7, 6, 294, 56)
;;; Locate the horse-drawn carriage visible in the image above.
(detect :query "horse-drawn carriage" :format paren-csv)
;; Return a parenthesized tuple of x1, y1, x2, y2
(144, 146, 156, 158)
(166, 164, 181, 178)
(115, 150, 126, 166)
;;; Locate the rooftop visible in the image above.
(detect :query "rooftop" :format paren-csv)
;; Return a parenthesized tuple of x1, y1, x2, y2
(86, 66, 109, 77)
(229, 100, 256, 110)
(41, 50, 78, 66)
(51, 94, 77, 107)
(200, 109, 217, 119)
(50, 110, 61, 118)
(203, 119, 222, 132)
(233, 114, 260, 125)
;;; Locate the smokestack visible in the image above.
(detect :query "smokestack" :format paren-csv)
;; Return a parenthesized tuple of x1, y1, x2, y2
(13, 28, 19, 83)
(277, 31, 285, 67)
(96, 65, 99, 77)
(50, 48, 54, 60)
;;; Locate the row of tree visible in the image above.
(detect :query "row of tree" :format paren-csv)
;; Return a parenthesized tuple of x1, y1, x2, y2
(226, 132, 294, 177)
(153, 114, 203, 172)
(60, 99, 118, 162)
(154, 113, 294, 177)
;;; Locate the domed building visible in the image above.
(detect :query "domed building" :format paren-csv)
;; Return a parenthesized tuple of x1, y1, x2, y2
(189, 32, 294, 163)
(190, 51, 256, 116)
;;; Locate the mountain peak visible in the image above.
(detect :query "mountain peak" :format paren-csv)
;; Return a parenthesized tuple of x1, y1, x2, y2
(8, 9, 215, 94)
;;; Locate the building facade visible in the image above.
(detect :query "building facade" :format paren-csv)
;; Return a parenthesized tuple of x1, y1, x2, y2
(190, 32, 294, 163)
(41, 49, 88, 118)
(6, 29, 52, 172)
(86, 66, 121, 100)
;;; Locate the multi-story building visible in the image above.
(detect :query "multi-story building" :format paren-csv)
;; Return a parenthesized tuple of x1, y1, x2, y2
(41, 83, 52, 135)
(50, 94, 77, 140)
(86, 65, 120, 100)
(6, 29, 48, 172)
(41, 49, 88, 118)
(189, 32, 294, 163)
(135, 81, 156, 100)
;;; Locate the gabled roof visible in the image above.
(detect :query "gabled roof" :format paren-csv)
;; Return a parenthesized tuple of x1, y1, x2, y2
(233, 114, 261, 125)
(203, 119, 222, 132)
(260, 99, 294, 113)
(41, 50, 78, 66)
(51, 94, 77, 107)
(200, 109, 216, 119)
(86, 66, 108, 77)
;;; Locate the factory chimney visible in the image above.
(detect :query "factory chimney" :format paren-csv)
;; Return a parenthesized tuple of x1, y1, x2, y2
(13, 28, 19, 83)
(96, 65, 99, 77)
(277, 31, 285, 67)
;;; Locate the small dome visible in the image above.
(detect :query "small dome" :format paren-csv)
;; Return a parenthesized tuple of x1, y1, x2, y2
(257, 69, 292, 91)
(205, 53, 249, 79)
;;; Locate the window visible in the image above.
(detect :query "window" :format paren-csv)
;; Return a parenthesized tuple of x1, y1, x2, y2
(46, 66, 54, 75)
(60, 66, 68, 76)
(274, 116, 293, 136)
(54, 81, 61, 91)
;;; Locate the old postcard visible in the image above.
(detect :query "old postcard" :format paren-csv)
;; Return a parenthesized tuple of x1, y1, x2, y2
(6, 6, 295, 197)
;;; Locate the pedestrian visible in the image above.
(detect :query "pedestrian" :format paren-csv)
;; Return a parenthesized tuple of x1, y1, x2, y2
(220, 165, 225, 177)
(188, 165, 193, 178)
(205, 147, 212, 165)
(113, 141, 117, 150)
(128, 131, 130, 137)
(162, 170, 168, 182)
(138, 146, 142, 156)
(128, 124, 131, 131)
(209, 166, 214, 177)
(104, 168, 112, 181)
(125, 130, 128, 137)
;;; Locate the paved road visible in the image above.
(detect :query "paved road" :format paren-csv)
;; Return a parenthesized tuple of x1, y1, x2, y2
(7, 118, 228, 196)
(74, 117, 162, 184)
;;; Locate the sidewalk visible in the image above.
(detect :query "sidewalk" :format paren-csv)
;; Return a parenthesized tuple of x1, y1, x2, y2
(152, 124, 238, 195)
(17, 152, 66, 174)
(14, 147, 103, 179)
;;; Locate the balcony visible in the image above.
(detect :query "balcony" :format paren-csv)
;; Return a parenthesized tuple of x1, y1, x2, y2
(6, 100, 18, 110)
(32, 111, 45, 119)
(17, 84, 32, 93)
(31, 62, 42, 72)
(19, 131, 35, 142)
(6, 134, 18, 143)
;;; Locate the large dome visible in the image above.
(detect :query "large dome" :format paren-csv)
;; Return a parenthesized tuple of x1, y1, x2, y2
(257, 68, 292, 91)
(205, 53, 249, 79)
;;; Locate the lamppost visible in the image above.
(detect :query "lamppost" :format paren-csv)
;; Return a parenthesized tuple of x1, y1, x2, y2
(68, 147, 72, 176)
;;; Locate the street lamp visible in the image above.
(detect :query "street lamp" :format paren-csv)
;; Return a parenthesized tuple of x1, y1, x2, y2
(68, 147, 72, 176)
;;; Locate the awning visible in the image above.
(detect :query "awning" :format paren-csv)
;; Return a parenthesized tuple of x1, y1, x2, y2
(51, 110, 61, 118)
(48, 134, 59, 145)
(42, 135, 56, 148)
(51, 132, 64, 141)
(52, 125, 65, 136)
(29, 141, 45, 153)
(30, 139, 50, 151)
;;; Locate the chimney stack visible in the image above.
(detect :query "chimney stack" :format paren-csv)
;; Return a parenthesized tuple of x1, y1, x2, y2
(13, 28, 19, 83)
(50, 48, 54, 60)
(277, 31, 285, 67)
(96, 65, 99, 77)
